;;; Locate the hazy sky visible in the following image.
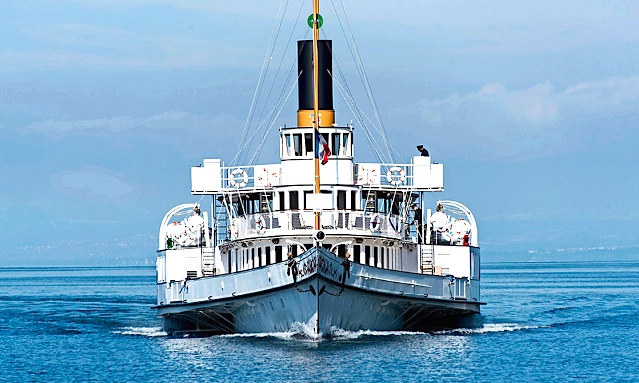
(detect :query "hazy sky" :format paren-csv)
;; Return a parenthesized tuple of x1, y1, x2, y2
(1, 1, 638, 265)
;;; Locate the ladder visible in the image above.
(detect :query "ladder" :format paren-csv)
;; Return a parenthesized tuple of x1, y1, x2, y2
(202, 248, 216, 276)
(420, 245, 434, 274)
(215, 207, 229, 245)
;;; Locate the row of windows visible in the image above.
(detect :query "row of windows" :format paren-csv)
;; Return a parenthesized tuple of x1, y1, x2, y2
(281, 132, 352, 158)
(224, 189, 408, 216)
(278, 190, 358, 211)
(229, 244, 403, 272)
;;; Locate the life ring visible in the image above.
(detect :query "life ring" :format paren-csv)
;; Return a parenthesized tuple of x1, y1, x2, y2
(256, 215, 266, 235)
(229, 168, 248, 188)
(386, 166, 405, 186)
(369, 213, 381, 232)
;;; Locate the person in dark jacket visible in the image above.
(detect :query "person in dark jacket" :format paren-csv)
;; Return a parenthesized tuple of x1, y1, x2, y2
(411, 203, 423, 244)
(417, 145, 429, 157)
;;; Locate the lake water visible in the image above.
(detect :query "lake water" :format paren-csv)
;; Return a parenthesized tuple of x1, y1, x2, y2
(1, 261, 638, 382)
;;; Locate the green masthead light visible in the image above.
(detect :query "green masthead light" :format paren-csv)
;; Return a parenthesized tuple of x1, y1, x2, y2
(307, 13, 323, 29)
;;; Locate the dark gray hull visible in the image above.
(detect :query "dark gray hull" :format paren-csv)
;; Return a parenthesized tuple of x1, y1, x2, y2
(156, 247, 482, 337)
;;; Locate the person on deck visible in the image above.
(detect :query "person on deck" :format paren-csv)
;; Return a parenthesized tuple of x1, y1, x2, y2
(404, 203, 423, 242)
(429, 203, 449, 244)
(417, 145, 429, 157)
(411, 203, 423, 244)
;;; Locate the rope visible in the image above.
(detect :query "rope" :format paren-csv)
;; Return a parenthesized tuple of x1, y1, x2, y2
(247, 75, 300, 165)
(233, 2, 310, 167)
(234, 0, 288, 166)
(253, 0, 305, 134)
(330, 70, 388, 163)
(334, 0, 396, 163)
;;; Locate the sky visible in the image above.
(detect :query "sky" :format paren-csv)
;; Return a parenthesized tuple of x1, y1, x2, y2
(1, 0, 638, 265)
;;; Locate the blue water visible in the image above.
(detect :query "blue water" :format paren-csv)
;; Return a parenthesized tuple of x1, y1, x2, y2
(1, 261, 638, 382)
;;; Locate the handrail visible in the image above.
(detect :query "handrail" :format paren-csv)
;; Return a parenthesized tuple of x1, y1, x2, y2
(214, 159, 442, 191)
(223, 210, 407, 240)
(437, 200, 479, 247)
(158, 203, 201, 249)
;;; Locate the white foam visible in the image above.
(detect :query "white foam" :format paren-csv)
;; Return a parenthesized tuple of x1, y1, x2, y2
(434, 323, 541, 335)
(219, 316, 320, 341)
(218, 326, 425, 341)
(329, 327, 426, 339)
(113, 323, 539, 339)
(113, 326, 167, 337)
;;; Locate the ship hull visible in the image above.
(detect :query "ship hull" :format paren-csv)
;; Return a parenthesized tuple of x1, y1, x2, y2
(156, 247, 482, 337)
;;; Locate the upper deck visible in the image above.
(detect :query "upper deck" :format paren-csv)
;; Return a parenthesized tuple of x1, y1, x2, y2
(191, 126, 443, 193)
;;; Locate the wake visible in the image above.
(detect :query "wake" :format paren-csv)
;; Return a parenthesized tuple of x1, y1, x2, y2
(434, 323, 544, 335)
(112, 326, 167, 337)
(112, 322, 543, 340)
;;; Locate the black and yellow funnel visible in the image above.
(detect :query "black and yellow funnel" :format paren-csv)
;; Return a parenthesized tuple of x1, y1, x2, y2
(297, 40, 334, 127)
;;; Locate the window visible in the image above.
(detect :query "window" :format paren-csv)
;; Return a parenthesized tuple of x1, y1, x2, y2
(391, 198, 400, 215)
(353, 245, 361, 264)
(337, 190, 346, 210)
(260, 194, 272, 212)
(266, 246, 271, 265)
(293, 134, 302, 156)
(275, 245, 283, 263)
(278, 192, 285, 211)
(365, 192, 375, 212)
(377, 197, 386, 213)
(304, 133, 313, 155)
(284, 134, 293, 157)
(332, 133, 340, 157)
(351, 191, 358, 210)
(290, 191, 299, 210)
(343, 133, 350, 156)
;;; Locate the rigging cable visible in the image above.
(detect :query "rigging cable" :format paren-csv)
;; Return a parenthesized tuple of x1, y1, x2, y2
(233, 1, 310, 166)
(333, 0, 397, 163)
(247, 73, 301, 165)
(233, 0, 288, 166)
(319, 26, 388, 163)
(330, 69, 388, 163)
(253, 0, 305, 139)
(246, 16, 312, 164)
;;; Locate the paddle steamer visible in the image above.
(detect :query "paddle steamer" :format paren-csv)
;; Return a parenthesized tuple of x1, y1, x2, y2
(154, 0, 484, 337)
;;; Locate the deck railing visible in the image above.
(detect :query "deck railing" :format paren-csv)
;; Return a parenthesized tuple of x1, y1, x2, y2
(223, 210, 407, 241)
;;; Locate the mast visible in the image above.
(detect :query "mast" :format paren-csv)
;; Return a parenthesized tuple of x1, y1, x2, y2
(312, 0, 321, 231)
(297, 0, 333, 230)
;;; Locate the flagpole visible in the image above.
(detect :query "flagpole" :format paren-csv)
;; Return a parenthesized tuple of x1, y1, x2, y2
(312, 0, 321, 231)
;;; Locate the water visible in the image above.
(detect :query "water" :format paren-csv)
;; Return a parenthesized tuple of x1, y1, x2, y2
(1, 261, 638, 382)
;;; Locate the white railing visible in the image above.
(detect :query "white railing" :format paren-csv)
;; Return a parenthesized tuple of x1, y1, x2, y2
(355, 158, 443, 190)
(224, 210, 407, 241)
(214, 157, 442, 191)
(222, 165, 282, 189)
